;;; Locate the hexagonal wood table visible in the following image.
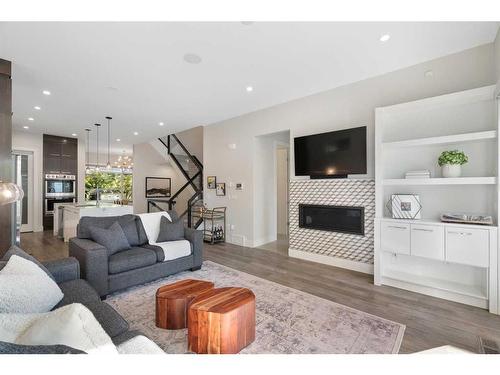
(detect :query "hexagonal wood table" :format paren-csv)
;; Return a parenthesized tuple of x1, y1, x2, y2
(155, 279, 215, 330)
(188, 287, 256, 354)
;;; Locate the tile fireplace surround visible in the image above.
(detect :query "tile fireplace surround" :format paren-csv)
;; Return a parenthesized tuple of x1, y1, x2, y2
(289, 179, 375, 273)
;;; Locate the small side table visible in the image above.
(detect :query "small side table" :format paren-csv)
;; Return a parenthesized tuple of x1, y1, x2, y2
(155, 279, 215, 330)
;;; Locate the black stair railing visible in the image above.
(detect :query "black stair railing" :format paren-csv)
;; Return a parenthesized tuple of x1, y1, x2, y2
(154, 134, 203, 228)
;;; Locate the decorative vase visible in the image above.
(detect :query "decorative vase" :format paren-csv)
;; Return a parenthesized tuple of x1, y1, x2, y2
(442, 164, 461, 178)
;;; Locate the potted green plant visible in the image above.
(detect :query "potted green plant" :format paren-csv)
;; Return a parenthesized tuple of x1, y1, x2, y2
(438, 150, 468, 178)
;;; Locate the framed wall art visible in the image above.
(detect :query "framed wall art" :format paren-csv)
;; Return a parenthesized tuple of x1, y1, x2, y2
(216, 182, 226, 196)
(207, 176, 217, 189)
(145, 177, 171, 198)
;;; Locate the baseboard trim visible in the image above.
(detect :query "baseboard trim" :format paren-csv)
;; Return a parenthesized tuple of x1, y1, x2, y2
(252, 235, 277, 248)
(289, 248, 374, 274)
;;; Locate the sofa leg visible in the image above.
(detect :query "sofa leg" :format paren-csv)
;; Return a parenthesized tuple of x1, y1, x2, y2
(100, 295, 107, 301)
(191, 266, 202, 272)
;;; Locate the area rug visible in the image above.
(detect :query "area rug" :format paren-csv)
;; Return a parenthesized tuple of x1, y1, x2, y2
(106, 261, 405, 354)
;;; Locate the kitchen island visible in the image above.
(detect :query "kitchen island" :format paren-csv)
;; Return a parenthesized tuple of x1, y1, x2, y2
(60, 203, 133, 242)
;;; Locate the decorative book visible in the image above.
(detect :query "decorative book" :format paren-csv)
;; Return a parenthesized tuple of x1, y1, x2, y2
(440, 213, 494, 226)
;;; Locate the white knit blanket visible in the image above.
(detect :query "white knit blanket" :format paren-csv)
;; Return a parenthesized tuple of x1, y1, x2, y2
(137, 212, 191, 261)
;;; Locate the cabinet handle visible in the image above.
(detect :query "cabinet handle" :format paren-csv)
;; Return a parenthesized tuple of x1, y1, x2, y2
(388, 225, 407, 230)
(412, 228, 433, 232)
(448, 231, 472, 236)
(49, 153, 60, 157)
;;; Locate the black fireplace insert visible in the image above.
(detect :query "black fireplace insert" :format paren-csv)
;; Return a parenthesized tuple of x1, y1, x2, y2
(299, 204, 364, 235)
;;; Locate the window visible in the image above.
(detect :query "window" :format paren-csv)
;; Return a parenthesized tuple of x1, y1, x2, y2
(85, 169, 132, 204)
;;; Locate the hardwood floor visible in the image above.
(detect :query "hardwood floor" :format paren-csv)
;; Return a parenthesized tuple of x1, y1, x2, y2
(20, 230, 500, 353)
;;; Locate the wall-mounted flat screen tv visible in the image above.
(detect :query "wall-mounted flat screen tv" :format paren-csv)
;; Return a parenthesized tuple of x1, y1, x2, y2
(294, 126, 366, 178)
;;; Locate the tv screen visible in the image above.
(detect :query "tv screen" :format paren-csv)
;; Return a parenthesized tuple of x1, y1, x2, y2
(294, 126, 366, 177)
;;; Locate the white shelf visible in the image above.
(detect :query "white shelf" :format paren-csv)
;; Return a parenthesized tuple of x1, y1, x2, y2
(382, 270, 487, 300)
(379, 217, 497, 229)
(382, 130, 497, 149)
(382, 177, 497, 186)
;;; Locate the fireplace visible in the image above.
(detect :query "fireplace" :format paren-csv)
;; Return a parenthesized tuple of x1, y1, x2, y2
(299, 204, 364, 235)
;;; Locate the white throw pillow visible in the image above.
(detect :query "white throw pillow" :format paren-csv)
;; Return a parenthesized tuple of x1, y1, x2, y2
(0, 303, 118, 354)
(117, 335, 164, 354)
(0, 255, 63, 313)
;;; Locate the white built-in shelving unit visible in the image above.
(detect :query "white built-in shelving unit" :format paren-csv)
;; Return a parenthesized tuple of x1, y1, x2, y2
(374, 85, 499, 314)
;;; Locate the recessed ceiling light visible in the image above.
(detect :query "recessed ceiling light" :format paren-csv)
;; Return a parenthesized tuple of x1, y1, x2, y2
(28, 117, 34, 121)
(159, 122, 164, 126)
(246, 86, 253, 92)
(183, 53, 202, 64)
(133, 132, 138, 136)
(23, 126, 29, 129)
(424, 70, 434, 77)
(116, 138, 121, 142)
(71, 133, 77, 137)
(379, 34, 391, 42)
(42, 90, 51, 95)
(34, 106, 41, 110)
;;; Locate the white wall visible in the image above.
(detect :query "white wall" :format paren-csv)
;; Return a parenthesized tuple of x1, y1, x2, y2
(12, 131, 43, 232)
(132, 142, 184, 214)
(204, 43, 496, 247)
(495, 28, 500, 84)
(175, 126, 204, 163)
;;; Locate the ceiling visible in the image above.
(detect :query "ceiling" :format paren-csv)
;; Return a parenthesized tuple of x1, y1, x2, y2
(0, 22, 498, 154)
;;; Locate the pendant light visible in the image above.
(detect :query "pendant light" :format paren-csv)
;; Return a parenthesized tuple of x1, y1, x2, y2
(0, 181, 24, 206)
(85, 128, 92, 172)
(94, 123, 101, 171)
(105, 116, 112, 169)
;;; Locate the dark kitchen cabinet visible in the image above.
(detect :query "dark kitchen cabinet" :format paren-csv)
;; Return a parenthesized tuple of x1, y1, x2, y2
(43, 135, 78, 175)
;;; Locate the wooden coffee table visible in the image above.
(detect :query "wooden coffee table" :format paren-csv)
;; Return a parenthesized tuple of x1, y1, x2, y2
(155, 279, 214, 330)
(188, 287, 256, 354)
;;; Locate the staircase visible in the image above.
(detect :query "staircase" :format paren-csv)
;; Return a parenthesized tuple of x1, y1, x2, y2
(148, 134, 203, 229)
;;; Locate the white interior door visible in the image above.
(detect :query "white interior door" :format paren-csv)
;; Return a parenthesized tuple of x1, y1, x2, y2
(14, 151, 34, 233)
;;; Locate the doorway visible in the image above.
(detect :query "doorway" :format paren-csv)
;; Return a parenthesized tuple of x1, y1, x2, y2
(253, 130, 290, 255)
(13, 151, 34, 233)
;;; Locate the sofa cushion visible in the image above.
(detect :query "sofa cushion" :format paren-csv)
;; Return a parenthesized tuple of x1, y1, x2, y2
(83, 301, 129, 338)
(0, 255, 63, 314)
(156, 240, 192, 261)
(157, 216, 185, 242)
(108, 247, 157, 275)
(89, 221, 131, 256)
(142, 244, 165, 262)
(55, 279, 100, 308)
(0, 340, 86, 354)
(2, 245, 55, 281)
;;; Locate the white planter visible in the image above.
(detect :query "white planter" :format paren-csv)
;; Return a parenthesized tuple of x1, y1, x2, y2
(442, 164, 462, 178)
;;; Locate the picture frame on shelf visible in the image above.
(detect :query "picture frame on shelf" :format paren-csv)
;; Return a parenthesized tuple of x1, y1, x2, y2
(145, 177, 171, 198)
(207, 176, 217, 189)
(387, 194, 422, 219)
(216, 182, 226, 196)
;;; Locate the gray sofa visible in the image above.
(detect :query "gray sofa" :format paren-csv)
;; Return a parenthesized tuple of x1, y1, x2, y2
(69, 210, 203, 298)
(0, 246, 144, 353)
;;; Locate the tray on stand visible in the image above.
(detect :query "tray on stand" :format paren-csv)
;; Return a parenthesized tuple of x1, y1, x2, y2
(202, 207, 226, 244)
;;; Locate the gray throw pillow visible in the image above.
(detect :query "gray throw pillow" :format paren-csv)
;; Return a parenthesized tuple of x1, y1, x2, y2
(2, 245, 56, 282)
(89, 222, 131, 256)
(157, 216, 184, 242)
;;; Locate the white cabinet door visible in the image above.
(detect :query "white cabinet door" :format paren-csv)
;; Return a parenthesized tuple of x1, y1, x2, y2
(445, 227, 489, 267)
(381, 221, 410, 255)
(410, 224, 444, 260)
